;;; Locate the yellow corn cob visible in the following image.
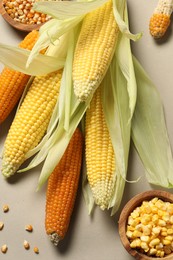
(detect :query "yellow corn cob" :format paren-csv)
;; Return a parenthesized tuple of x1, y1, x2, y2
(149, 0, 173, 38)
(0, 30, 40, 124)
(45, 128, 83, 245)
(72, 0, 119, 102)
(2, 70, 63, 178)
(85, 85, 116, 210)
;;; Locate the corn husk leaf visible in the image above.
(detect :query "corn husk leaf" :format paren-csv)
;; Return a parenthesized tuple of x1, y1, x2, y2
(113, 0, 142, 41)
(131, 57, 173, 188)
(33, 0, 108, 19)
(26, 17, 83, 67)
(113, 1, 137, 119)
(0, 43, 64, 75)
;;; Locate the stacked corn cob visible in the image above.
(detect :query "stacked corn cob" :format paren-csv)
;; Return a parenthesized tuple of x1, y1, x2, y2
(85, 86, 116, 210)
(73, 0, 119, 102)
(0, 30, 39, 124)
(2, 70, 63, 177)
(45, 128, 83, 245)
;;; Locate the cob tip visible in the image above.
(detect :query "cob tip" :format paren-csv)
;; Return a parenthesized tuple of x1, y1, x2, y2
(48, 232, 61, 246)
(1, 157, 19, 178)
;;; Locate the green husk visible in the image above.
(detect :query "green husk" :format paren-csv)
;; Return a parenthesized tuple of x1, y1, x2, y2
(32, 0, 108, 19)
(0, 43, 64, 75)
(132, 57, 173, 188)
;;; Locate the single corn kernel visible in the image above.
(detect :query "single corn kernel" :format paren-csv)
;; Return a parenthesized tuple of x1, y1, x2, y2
(142, 225, 151, 236)
(126, 230, 133, 239)
(162, 239, 171, 246)
(25, 224, 33, 232)
(141, 214, 151, 225)
(33, 247, 39, 254)
(132, 230, 142, 238)
(156, 250, 165, 257)
(167, 229, 173, 235)
(152, 226, 161, 235)
(141, 236, 150, 243)
(148, 248, 157, 255)
(141, 242, 149, 252)
(135, 224, 143, 232)
(0, 222, 4, 230)
(3, 205, 9, 213)
(149, 238, 160, 247)
(158, 219, 166, 227)
(1, 245, 8, 254)
(130, 239, 141, 248)
(156, 243, 164, 250)
(23, 240, 30, 250)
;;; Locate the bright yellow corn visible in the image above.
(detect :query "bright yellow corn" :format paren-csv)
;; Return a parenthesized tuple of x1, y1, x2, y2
(72, 0, 119, 102)
(0, 30, 40, 124)
(85, 85, 115, 210)
(2, 70, 63, 178)
(45, 128, 83, 245)
(149, 0, 173, 38)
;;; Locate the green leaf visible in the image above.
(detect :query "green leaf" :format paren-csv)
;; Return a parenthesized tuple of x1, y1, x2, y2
(113, 0, 142, 41)
(114, 3, 138, 119)
(131, 57, 173, 188)
(0, 43, 64, 75)
(33, 0, 108, 19)
(26, 18, 82, 67)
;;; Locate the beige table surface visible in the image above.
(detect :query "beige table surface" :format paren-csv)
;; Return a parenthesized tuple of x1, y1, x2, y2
(0, 0, 173, 259)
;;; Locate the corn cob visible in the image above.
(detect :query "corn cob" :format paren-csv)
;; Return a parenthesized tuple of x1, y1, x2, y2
(2, 69, 63, 178)
(149, 0, 173, 38)
(45, 128, 83, 245)
(0, 30, 39, 124)
(85, 85, 116, 210)
(72, 0, 119, 102)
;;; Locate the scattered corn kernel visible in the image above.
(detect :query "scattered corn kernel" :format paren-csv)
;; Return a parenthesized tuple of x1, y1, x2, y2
(25, 224, 33, 232)
(33, 247, 39, 254)
(0, 222, 4, 230)
(127, 197, 173, 257)
(23, 240, 30, 250)
(1, 244, 8, 254)
(3, 205, 9, 213)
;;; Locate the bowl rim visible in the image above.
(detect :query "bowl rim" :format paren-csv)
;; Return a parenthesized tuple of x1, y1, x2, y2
(0, 0, 42, 32)
(118, 190, 173, 260)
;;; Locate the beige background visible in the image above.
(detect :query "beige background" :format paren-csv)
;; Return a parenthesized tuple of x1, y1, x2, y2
(0, 0, 173, 259)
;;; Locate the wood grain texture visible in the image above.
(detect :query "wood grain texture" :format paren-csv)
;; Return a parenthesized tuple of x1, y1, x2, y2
(118, 190, 173, 260)
(0, 0, 42, 32)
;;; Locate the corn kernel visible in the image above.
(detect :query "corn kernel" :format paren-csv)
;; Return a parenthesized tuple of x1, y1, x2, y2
(156, 250, 164, 257)
(167, 229, 173, 235)
(141, 235, 150, 243)
(149, 238, 160, 247)
(132, 230, 142, 238)
(162, 239, 171, 246)
(165, 236, 173, 242)
(148, 248, 157, 255)
(126, 230, 133, 239)
(158, 219, 166, 227)
(130, 239, 141, 248)
(141, 242, 149, 252)
(152, 226, 161, 235)
(156, 243, 163, 250)
(142, 225, 151, 236)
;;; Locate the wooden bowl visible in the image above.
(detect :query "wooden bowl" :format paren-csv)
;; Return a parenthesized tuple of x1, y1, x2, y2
(118, 190, 173, 260)
(0, 0, 43, 32)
